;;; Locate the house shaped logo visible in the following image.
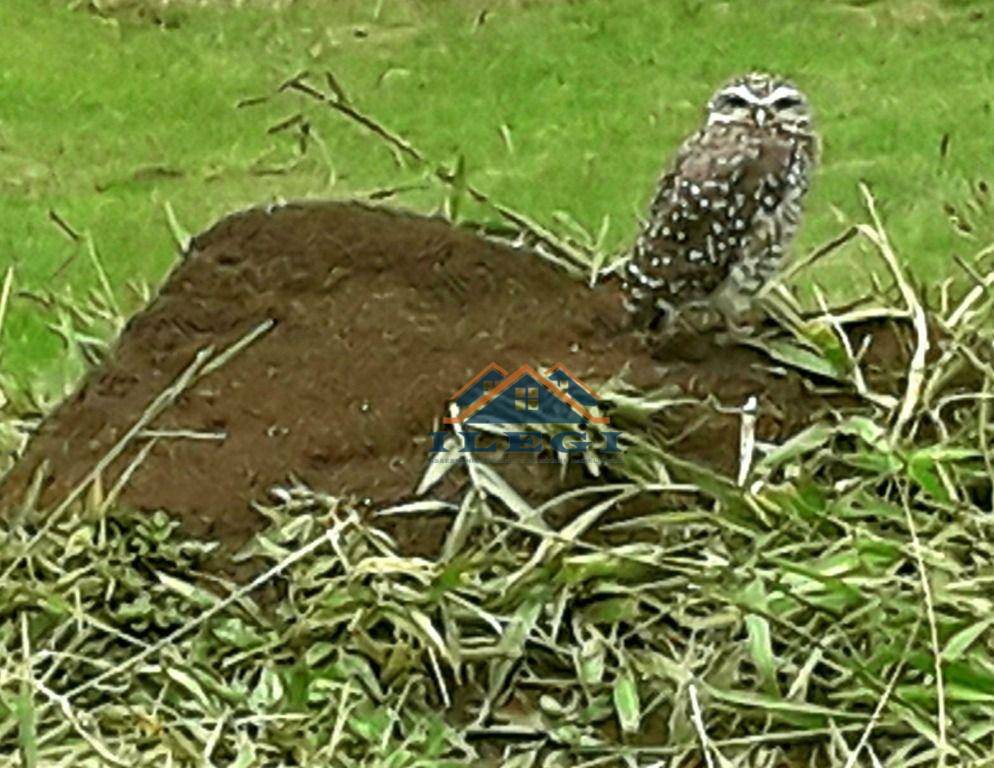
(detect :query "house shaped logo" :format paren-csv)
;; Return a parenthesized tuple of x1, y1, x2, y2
(444, 363, 609, 426)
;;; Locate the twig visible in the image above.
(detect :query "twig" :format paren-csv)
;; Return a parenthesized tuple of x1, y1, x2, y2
(235, 94, 270, 108)
(737, 395, 758, 487)
(283, 77, 423, 164)
(200, 318, 275, 377)
(821, 306, 908, 325)
(328, 680, 354, 757)
(842, 613, 923, 768)
(324, 70, 351, 105)
(952, 251, 988, 293)
(900, 485, 947, 767)
(47, 209, 81, 243)
(267, 112, 304, 134)
(688, 683, 718, 768)
(84, 233, 122, 320)
(0, 266, 15, 345)
(945, 244, 994, 327)
(137, 429, 226, 442)
(445, 402, 482, 493)
(982, 378, 994, 512)
(857, 184, 928, 442)
(99, 438, 158, 514)
(763, 225, 857, 292)
(163, 201, 192, 254)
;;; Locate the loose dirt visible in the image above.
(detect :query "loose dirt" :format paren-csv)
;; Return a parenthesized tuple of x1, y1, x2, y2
(0, 202, 909, 558)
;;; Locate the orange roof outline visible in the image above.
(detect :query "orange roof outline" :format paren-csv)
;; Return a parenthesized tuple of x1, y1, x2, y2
(544, 362, 600, 400)
(444, 363, 609, 424)
(448, 362, 509, 401)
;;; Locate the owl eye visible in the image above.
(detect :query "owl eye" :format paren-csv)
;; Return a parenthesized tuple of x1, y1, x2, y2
(773, 96, 803, 110)
(721, 94, 750, 109)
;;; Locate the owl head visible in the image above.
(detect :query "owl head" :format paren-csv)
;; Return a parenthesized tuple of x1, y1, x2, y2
(706, 72, 812, 132)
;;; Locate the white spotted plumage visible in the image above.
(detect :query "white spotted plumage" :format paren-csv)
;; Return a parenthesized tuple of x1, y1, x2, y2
(622, 72, 818, 329)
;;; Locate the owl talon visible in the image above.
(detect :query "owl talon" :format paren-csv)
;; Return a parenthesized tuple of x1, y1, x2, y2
(666, 302, 724, 335)
(716, 321, 757, 346)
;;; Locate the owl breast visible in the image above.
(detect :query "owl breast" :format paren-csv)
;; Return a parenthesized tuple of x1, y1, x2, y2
(624, 123, 816, 328)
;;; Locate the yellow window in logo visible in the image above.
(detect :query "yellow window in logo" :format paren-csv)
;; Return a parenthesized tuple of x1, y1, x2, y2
(515, 386, 539, 411)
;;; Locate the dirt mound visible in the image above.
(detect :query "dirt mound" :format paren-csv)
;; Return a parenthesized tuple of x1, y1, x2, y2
(0, 202, 897, 556)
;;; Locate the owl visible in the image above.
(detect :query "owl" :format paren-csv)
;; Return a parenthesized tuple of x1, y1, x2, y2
(623, 72, 818, 330)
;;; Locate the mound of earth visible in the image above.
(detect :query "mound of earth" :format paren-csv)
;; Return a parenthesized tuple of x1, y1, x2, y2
(0, 202, 908, 557)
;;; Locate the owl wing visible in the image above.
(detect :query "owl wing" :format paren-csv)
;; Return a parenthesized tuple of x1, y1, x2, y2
(627, 125, 798, 320)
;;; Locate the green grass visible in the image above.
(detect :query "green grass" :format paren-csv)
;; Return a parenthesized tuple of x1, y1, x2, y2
(5, 213, 994, 763)
(5, 3, 994, 764)
(1, 0, 993, 398)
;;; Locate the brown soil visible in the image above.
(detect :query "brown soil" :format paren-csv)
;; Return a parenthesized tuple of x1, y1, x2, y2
(0, 202, 905, 559)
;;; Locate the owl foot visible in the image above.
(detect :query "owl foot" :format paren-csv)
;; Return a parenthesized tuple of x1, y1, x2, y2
(715, 321, 756, 346)
(670, 302, 725, 335)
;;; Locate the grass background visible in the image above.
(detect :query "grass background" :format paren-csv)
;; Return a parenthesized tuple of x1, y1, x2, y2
(1, 0, 993, 399)
(4, 3, 994, 764)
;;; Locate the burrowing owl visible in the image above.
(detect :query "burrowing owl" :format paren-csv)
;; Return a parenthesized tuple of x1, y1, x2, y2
(623, 72, 818, 330)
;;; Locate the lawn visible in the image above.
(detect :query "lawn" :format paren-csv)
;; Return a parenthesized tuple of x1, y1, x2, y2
(3, 2, 994, 766)
(1, 0, 993, 399)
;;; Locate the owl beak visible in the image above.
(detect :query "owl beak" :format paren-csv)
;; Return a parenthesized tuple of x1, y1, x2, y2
(755, 108, 768, 127)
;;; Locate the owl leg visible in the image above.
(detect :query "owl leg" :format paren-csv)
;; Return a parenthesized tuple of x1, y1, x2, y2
(647, 297, 678, 332)
(666, 299, 724, 335)
(710, 282, 760, 339)
(624, 288, 675, 332)
(635, 295, 717, 336)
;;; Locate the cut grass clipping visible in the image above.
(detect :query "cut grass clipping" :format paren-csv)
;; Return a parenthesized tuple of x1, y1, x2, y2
(4, 188, 994, 766)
